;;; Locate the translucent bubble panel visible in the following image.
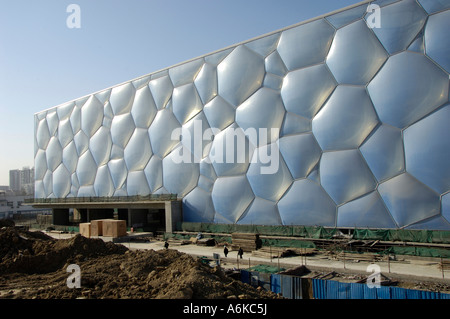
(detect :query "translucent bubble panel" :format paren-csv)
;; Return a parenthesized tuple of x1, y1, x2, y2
(337, 191, 396, 228)
(360, 125, 405, 182)
(378, 173, 440, 228)
(246, 143, 292, 202)
(368, 51, 448, 128)
(281, 64, 336, 119)
(312, 86, 378, 151)
(326, 20, 388, 85)
(424, 9, 450, 73)
(34, 0, 450, 230)
(320, 150, 377, 205)
(278, 179, 336, 226)
(403, 104, 450, 194)
(277, 19, 335, 71)
(182, 187, 215, 223)
(235, 87, 285, 146)
(369, 0, 427, 54)
(212, 175, 254, 224)
(217, 45, 265, 106)
(278, 133, 321, 179)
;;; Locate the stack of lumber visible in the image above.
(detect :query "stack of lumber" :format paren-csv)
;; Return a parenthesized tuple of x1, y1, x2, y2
(251, 247, 317, 258)
(231, 233, 260, 252)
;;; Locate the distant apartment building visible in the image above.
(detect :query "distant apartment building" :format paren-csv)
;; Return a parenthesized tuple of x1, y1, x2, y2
(9, 167, 34, 195)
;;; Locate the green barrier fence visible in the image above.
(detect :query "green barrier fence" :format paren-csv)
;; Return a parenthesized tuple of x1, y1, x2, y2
(180, 222, 450, 244)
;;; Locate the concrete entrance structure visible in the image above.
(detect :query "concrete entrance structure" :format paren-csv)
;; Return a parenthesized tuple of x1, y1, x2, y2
(31, 196, 182, 234)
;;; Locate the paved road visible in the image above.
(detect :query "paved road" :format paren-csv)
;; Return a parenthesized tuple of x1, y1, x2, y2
(47, 231, 450, 283)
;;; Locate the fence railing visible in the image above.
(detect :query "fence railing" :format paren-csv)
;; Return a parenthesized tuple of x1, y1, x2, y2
(26, 194, 179, 204)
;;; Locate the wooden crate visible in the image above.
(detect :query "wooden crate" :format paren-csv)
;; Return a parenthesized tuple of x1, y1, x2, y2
(79, 223, 91, 238)
(90, 219, 105, 236)
(102, 220, 127, 238)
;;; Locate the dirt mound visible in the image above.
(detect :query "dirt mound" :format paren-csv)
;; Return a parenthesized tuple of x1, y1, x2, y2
(0, 229, 280, 299)
(0, 228, 127, 274)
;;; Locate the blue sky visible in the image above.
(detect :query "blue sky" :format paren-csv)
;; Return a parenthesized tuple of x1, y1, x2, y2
(0, 0, 363, 186)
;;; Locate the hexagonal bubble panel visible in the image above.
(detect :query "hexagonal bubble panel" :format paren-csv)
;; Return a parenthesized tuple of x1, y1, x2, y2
(320, 150, 377, 205)
(278, 179, 336, 226)
(36, 117, 51, 150)
(326, 19, 388, 85)
(209, 124, 255, 177)
(281, 112, 311, 136)
(360, 124, 405, 182)
(368, 0, 427, 54)
(443, 193, 450, 224)
(424, 9, 450, 73)
(81, 95, 104, 137)
(46, 137, 63, 172)
(281, 64, 336, 119)
(144, 156, 163, 192)
(172, 83, 203, 125)
(325, 3, 367, 29)
(404, 104, 450, 194)
(61, 142, 77, 176)
(76, 150, 97, 186)
(70, 105, 81, 135)
(182, 187, 215, 223)
(235, 87, 285, 147)
(277, 19, 335, 71)
(73, 130, 89, 157)
(35, 149, 47, 181)
(148, 74, 173, 110)
(238, 197, 282, 225)
(108, 158, 127, 189)
(263, 74, 283, 91)
(418, 0, 450, 14)
(34, 180, 46, 199)
(203, 96, 235, 131)
(246, 142, 292, 202)
(212, 175, 255, 224)
(378, 173, 441, 228)
(90, 126, 112, 167)
(181, 112, 212, 161)
(131, 85, 157, 129)
(149, 108, 181, 158)
(109, 82, 136, 116)
(162, 145, 200, 197)
(77, 185, 96, 197)
(217, 45, 265, 106)
(127, 170, 151, 196)
(245, 32, 280, 57)
(43, 170, 53, 198)
(46, 110, 59, 137)
(94, 165, 114, 197)
(110, 113, 136, 149)
(312, 86, 379, 151)
(278, 133, 321, 179)
(368, 51, 449, 129)
(337, 191, 397, 228)
(194, 62, 217, 104)
(265, 50, 287, 77)
(168, 58, 203, 87)
(57, 119, 74, 149)
(56, 101, 75, 121)
(124, 128, 152, 171)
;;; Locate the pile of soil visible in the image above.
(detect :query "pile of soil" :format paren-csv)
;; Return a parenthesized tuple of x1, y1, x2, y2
(0, 227, 280, 299)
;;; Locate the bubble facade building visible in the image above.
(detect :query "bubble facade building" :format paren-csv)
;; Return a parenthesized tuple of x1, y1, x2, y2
(34, 0, 450, 231)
